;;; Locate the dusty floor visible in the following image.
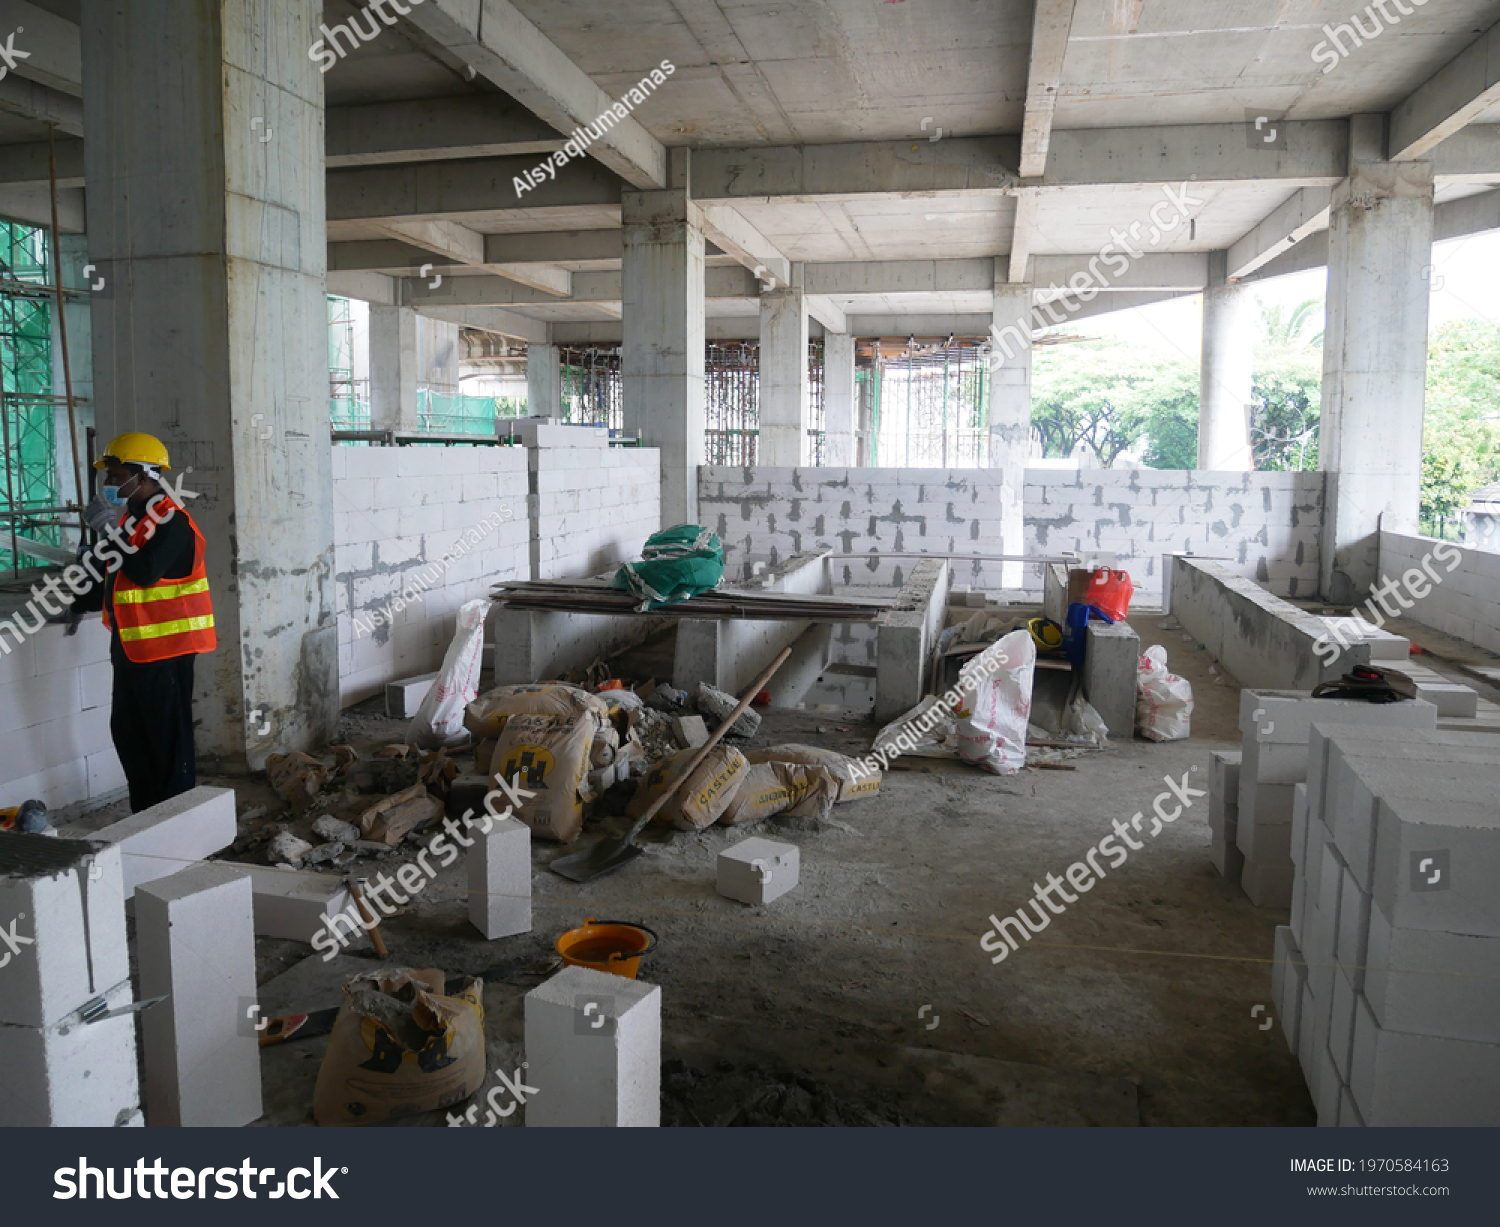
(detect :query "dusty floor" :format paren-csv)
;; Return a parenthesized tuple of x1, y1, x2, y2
(66, 603, 1500, 1127)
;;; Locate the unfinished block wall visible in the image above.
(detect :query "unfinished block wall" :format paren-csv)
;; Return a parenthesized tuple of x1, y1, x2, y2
(699, 466, 1325, 598)
(0, 625, 123, 809)
(1379, 531, 1500, 656)
(334, 446, 530, 706)
(530, 446, 661, 580)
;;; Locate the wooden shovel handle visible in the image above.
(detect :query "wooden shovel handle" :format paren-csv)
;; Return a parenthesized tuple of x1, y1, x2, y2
(349, 879, 390, 958)
(622, 646, 792, 841)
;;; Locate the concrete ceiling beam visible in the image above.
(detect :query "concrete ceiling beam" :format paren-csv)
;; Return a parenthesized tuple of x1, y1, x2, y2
(0, 76, 83, 138)
(804, 258, 997, 296)
(484, 230, 623, 263)
(698, 203, 792, 290)
(395, 0, 666, 189)
(410, 303, 551, 344)
(1428, 125, 1500, 183)
(1019, 1, 1077, 179)
(326, 271, 400, 305)
(368, 217, 572, 297)
(326, 155, 624, 219)
(1390, 18, 1500, 162)
(807, 296, 847, 335)
(1226, 187, 1333, 281)
(1434, 187, 1500, 243)
(326, 95, 565, 167)
(1032, 252, 1209, 293)
(4, 1, 82, 97)
(0, 136, 83, 186)
(1007, 191, 1038, 284)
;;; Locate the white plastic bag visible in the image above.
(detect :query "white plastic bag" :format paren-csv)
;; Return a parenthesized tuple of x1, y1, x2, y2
(1135, 645, 1193, 742)
(956, 628, 1036, 775)
(407, 599, 491, 749)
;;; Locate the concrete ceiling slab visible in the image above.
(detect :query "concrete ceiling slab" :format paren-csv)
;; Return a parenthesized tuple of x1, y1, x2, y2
(731, 195, 1015, 262)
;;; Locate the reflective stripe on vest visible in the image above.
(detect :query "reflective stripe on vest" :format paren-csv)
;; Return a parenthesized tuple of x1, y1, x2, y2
(105, 498, 217, 662)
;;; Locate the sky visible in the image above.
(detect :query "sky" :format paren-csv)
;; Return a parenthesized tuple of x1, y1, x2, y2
(1077, 230, 1500, 360)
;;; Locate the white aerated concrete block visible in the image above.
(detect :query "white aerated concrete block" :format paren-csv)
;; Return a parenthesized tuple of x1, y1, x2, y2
(1208, 750, 1241, 805)
(1364, 900, 1500, 1044)
(1339, 1087, 1365, 1127)
(1315, 1042, 1343, 1127)
(1415, 681, 1479, 718)
(1373, 791, 1500, 938)
(1273, 925, 1306, 1055)
(1335, 866, 1371, 990)
(1329, 962, 1358, 1081)
(524, 965, 660, 1127)
(91, 785, 237, 894)
(1321, 618, 1409, 661)
(1297, 981, 1321, 1097)
(385, 671, 437, 718)
(1241, 858, 1294, 909)
(238, 865, 352, 942)
(718, 837, 800, 905)
(467, 816, 530, 939)
(0, 977, 140, 1127)
(0, 838, 127, 1029)
(136, 864, 261, 1127)
(1350, 994, 1500, 1125)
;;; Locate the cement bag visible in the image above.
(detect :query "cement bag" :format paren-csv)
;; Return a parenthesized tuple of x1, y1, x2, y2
(956, 628, 1035, 775)
(490, 709, 601, 842)
(718, 760, 837, 827)
(1135, 645, 1193, 742)
(627, 744, 749, 831)
(464, 682, 606, 739)
(407, 599, 491, 749)
(313, 969, 485, 1126)
(747, 744, 881, 803)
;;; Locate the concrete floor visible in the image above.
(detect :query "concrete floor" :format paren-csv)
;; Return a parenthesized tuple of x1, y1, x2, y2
(181, 608, 1328, 1128)
(79, 601, 1500, 1126)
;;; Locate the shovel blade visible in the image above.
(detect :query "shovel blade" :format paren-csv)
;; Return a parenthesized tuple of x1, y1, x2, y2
(549, 837, 645, 883)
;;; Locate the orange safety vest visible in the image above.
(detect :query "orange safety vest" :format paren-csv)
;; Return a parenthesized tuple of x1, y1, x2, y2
(102, 496, 217, 662)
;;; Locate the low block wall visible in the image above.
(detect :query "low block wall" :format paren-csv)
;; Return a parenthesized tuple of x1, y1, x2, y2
(1378, 531, 1498, 655)
(875, 558, 952, 722)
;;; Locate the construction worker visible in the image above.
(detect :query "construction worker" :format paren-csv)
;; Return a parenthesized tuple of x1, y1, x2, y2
(62, 433, 216, 812)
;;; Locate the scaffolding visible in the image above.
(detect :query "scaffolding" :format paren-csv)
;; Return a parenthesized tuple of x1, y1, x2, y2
(559, 345, 623, 429)
(705, 342, 759, 464)
(327, 295, 370, 431)
(868, 340, 989, 468)
(0, 220, 60, 575)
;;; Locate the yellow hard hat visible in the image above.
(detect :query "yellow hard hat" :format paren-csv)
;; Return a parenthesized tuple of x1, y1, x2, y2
(95, 432, 171, 471)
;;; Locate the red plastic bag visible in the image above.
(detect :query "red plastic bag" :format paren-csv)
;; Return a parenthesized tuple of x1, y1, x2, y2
(1086, 568, 1133, 622)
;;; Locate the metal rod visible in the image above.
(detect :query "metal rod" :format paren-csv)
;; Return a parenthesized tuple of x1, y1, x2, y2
(1, 395, 18, 579)
(47, 123, 86, 535)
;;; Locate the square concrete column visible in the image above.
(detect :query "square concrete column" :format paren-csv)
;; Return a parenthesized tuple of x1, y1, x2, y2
(526, 342, 561, 418)
(368, 305, 418, 433)
(622, 187, 705, 525)
(758, 276, 809, 466)
(1320, 116, 1434, 604)
(1198, 251, 1254, 471)
(51, 236, 95, 537)
(822, 333, 857, 467)
(81, 0, 337, 769)
(989, 276, 1032, 589)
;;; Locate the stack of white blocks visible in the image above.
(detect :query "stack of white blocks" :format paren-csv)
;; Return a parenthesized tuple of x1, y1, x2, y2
(530, 444, 661, 580)
(1275, 726, 1500, 1125)
(136, 863, 262, 1126)
(1208, 750, 1243, 885)
(1236, 690, 1437, 908)
(0, 619, 123, 808)
(333, 445, 531, 705)
(467, 816, 531, 939)
(0, 837, 140, 1126)
(88, 785, 238, 895)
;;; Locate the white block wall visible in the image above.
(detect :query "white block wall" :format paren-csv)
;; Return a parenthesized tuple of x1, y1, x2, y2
(1378, 531, 1500, 655)
(531, 446, 661, 580)
(699, 466, 1326, 597)
(0, 615, 123, 808)
(334, 445, 530, 705)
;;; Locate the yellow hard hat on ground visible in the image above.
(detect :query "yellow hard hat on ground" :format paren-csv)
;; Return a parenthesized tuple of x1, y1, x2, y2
(95, 432, 171, 471)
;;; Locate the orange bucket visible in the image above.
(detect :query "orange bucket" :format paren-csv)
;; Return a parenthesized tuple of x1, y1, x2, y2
(555, 917, 658, 979)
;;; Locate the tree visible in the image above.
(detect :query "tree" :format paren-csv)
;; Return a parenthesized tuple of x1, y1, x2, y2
(1421, 319, 1500, 533)
(1250, 296, 1322, 471)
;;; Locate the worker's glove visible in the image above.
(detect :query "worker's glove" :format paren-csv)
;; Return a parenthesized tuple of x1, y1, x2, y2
(84, 493, 120, 535)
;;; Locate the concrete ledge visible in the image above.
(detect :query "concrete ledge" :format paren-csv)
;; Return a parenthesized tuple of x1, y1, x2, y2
(1043, 562, 1069, 626)
(674, 549, 831, 696)
(491, 585, 664, 685)
(1170, 558, 1367, 690)
(875, 558, 952, 723)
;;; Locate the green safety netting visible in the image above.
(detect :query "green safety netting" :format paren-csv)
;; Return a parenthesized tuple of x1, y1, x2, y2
(1, 220, 59, 573)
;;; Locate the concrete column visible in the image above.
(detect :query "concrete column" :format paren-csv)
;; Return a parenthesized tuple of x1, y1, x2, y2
(51, 236, 95, 539)
(822, 333, 857, 467)
(368, 305, 418, 433)
(1198, 251, 1254, 471)
(526, 341, 561, 418)
(1320, 116, 1435, 604)
(622, 188, 705, 525)
(758, 275, 809, 466)
(989, 277, 1032, 589)
(81, 0, 337, 769)
(857, 362, 876, 466)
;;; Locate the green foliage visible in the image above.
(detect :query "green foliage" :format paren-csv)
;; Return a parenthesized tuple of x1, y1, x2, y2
(1421, 318, 1500, 528)
(1250, 348, 1321, 471)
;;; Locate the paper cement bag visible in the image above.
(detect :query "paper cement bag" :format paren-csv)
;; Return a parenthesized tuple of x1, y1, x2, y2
(717, 759, 837, 826)
(746, 744, 881, 803)
(627, 744, 749, 831)
(490, 709, 601, 842)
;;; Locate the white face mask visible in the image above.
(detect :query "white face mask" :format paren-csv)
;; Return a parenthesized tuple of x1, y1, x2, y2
(102, 472, 141, 507)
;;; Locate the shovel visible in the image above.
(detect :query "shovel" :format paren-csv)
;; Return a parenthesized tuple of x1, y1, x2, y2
(550, 645, 791, 883)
